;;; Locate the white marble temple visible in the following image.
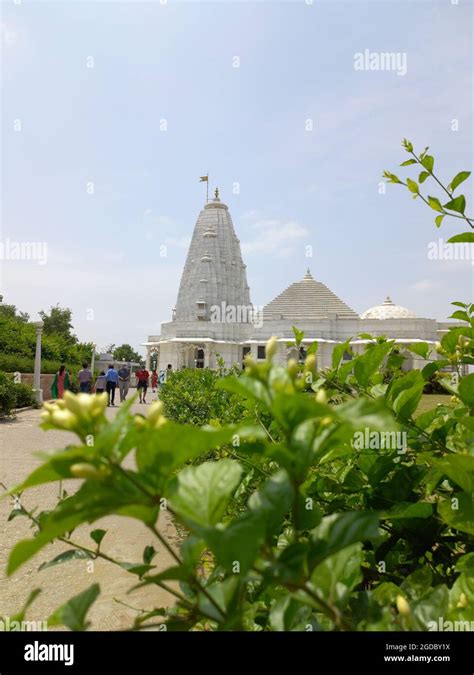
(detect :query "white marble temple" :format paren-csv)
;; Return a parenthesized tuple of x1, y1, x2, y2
(144, 194, 456, 374)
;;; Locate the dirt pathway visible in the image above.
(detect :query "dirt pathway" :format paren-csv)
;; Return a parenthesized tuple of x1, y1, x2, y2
(0, 400, 179, 630)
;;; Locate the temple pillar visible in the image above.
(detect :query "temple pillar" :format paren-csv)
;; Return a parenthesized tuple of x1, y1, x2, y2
(33, 321, 44, 405)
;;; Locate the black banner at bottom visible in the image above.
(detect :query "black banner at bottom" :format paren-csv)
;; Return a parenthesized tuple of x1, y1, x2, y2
(0, 631, 471, 673)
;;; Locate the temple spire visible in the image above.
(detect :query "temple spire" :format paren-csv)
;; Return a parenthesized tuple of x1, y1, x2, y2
(174, 194, 251, 321)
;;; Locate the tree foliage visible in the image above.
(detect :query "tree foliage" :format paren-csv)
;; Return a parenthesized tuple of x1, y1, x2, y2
(39, 305, 76, 344)
(112, 344, 142, 363)
(0, 299, 94, 374)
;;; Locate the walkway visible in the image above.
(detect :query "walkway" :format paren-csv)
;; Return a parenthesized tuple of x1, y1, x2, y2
(0, 394, 178, 630)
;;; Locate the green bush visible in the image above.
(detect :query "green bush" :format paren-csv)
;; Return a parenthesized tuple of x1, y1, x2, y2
(14, 382, 36, 408)
(160, 367, 248, 426)
(4, 322, 474, 631)
(0, 372, 17, 416)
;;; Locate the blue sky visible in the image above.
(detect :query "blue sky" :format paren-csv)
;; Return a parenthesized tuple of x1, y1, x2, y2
(1, 0, 473, 354)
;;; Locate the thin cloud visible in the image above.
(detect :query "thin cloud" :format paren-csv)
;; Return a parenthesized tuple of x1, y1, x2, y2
(242, 219, 309, 257)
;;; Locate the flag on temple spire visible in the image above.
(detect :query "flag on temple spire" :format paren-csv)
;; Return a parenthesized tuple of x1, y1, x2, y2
(200, 174, 209, 202)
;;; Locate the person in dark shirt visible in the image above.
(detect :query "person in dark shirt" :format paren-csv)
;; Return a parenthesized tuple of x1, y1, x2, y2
(77, 362, 92, 393)
(118, 364, 130, 402)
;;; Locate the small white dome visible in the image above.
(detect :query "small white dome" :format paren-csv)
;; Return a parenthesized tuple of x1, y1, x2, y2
(361, 296, 416, 320)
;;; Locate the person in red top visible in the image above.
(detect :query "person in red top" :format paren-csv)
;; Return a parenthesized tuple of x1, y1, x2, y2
(136, 367, 150, 403)
(151, 369, 158, 393)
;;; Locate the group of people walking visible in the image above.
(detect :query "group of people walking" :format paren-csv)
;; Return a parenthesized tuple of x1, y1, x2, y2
(51, 362, 173, 406)
(74, 363, 132, 406)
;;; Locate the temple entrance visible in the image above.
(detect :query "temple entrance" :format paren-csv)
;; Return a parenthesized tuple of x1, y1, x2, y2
(194, 347, 205, 368)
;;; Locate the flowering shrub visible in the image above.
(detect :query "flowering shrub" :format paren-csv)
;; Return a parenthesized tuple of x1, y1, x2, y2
(159, 366, 247, 426)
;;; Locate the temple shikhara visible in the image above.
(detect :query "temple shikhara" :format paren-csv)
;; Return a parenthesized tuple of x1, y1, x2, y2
(144, 190, 452, 372)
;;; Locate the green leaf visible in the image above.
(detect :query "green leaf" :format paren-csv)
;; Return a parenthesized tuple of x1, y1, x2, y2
(427, 196, 444, 213)
(455, 552, 474, 574)
(137, 565, 191, 586)
(7, 475, 159, 575)
(400, 159, 417, 166)
(449, 171, 470, 193)
(401, 566, 433, 599)
(90, 529, 107, 546)
(372, 582, 402, 606)
(38, 549, 93, 571)
(448, 232, 474, 244)
(120, 562, 154, 577)
(216, 375, 271, 409)
(406, 342, 430, 359)
(420, 155, 434, 172)
(443, 195, 466, 214)
(309, 543, 363, 609)
(430, 455, 474, 493)
(292, 326, 305, 347)
(143, 545, 156, 565)
(7, 506, 28, 522)
(435, 215, 444, 228)
(271, 393, 328, 433)
(205, 511, 266, 574)
(406, 178, 419, 194)
(438, 492, 474, 535)
(383, 171, 401, 184)
(306, 340, 318, 356)
(458, 417, 474, 432)
(353, 343, 393, 387)
(269, 595, 306, 632)
(168, 459, 243, 532)
(418, 171, 430, 184)
(386, 370, 425, 420)
(135, 422, 241, 491)
(308, 511, 380, 570)
(197, 576, 241, 622)
(421, 360, 449, 380)
(383, 502, 432, 520)
(331, 339, 352, 370)
(248, 470, 294, 536)
(295, 489, 323, 530)
(440, 326, 472, 356)
(449, 310, 469, 323)
(458, 374, 474, 406)
(48, 583, 100, 631)
(412, 586, 449, 631)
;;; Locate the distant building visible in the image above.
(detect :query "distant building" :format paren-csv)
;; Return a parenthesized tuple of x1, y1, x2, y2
(144, 191, 457, 373)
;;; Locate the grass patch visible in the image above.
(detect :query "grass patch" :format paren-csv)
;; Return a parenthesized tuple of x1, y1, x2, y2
(417, 393, 451, 414)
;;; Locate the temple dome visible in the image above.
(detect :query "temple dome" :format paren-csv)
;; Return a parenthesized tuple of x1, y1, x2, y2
(174, 192, 251, 321)
(263, 269, 358, 320)
(361, 296, 416, 320)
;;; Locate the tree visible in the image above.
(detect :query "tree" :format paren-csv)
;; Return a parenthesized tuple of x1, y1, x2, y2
(0, 296, 29, 323)
(112, 343, 142, 363)
(39, 305, 76, 344)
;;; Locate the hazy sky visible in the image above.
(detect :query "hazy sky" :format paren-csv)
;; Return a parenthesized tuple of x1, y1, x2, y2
(1, 0, 473, 354)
